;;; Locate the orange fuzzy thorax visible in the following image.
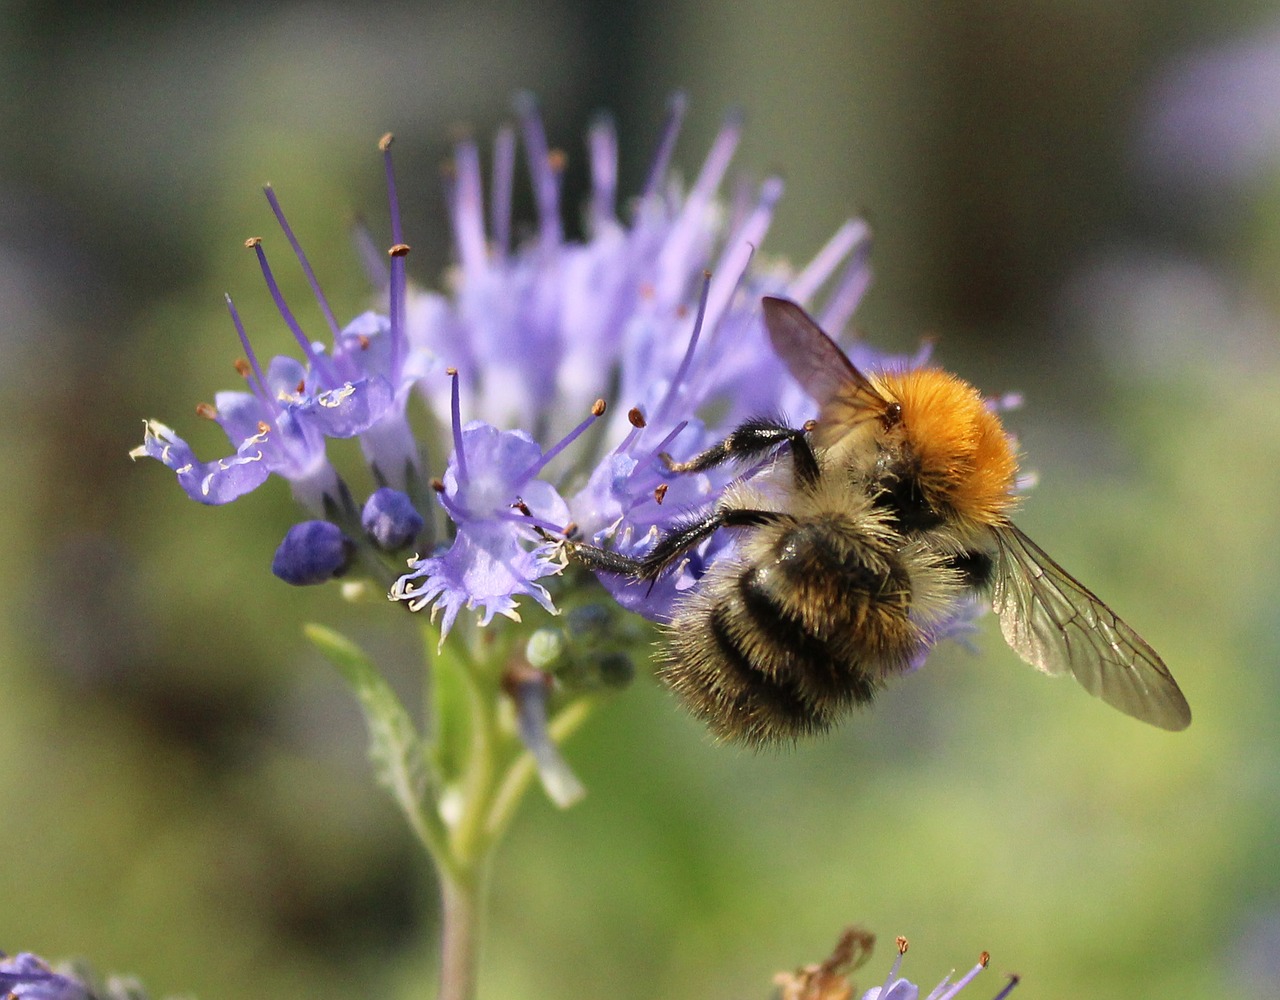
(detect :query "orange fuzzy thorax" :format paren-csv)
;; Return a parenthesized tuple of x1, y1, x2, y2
(873, 368, 1019, 528)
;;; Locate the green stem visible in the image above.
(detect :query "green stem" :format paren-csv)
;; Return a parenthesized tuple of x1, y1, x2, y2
(437, 866, 487, 1000)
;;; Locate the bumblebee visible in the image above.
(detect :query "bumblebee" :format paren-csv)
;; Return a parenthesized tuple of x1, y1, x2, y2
(760, 296, 1190, 732)
(569, 297, 1190, 744)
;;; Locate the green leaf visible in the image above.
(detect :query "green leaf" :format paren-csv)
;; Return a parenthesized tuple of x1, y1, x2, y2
(304, 623, 429, 821)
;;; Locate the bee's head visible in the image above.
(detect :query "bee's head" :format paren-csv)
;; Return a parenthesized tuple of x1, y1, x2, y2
(871, 368, 1019, 531)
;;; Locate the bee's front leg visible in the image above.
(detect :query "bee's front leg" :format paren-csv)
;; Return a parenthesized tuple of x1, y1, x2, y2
(660, 416, 820, 488)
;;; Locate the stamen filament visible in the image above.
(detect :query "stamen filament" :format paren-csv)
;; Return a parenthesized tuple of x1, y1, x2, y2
(224, 293, 271, 408)
(818, 237, 874, 335)
(702, 175, 782, 340)
(380, 133, 404, 245)
(654, 272, 712, 424)
(448, 368, 469, 483)
(642, 91, 688, 200)
(989, 974, 1020, 1000)
(388, 243, 408, 386)
(246, 238, 339, 387)
(878, 937, 908, 998)
(514, 93, 563, 248)
(588, 114, 617, 231)
(263, 185, 342, 340)
(451, 138, 488, 276)
(491, 124, 516, 259)
(381, 135, 408, 385)
(931, 954, 989, 1000)
(519, 399, 607, 481)
(790, 217, 871, 305)
(654, 109, 742, 302)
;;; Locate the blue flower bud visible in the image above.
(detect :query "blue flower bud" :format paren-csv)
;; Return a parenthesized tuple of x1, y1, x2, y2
(272, 520, 355, 585)
(361, 487, 424, 550)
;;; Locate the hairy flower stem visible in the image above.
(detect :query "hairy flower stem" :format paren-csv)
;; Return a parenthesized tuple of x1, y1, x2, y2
(438, 866, 487, 1000)
(418, 622, 595, 1000)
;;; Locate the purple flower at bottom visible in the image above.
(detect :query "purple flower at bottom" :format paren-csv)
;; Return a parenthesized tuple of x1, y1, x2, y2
(272, 521, 356, 585)
(362, 487, 425, 551)
(0, 954, 89, 1000)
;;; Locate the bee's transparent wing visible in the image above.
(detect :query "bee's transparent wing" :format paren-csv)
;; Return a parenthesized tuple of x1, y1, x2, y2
(761, 296, 882, 406)
(990, 523, 1191, 731)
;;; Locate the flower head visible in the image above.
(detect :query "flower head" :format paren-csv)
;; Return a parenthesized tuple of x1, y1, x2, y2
(860, 938, 1017, 1000)
(134, 94, 989, 664)
(0, 953, 89, 1000)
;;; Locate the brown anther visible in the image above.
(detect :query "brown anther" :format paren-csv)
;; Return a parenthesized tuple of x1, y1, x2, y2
(256, 421, 271, 434)
(511, 498, 533, 517)
(702, 268, 712, 280)
(627, 407, 646, 428)
(979, 952, 990, 968)
(445, 366, 458, 377)
(591, 398, 606, 417)
(195, 402, 217, 420)
(378, 132, 394, 151)
(244, 236, 262, 248)
(896, 937, 909, 956)
(653, 483, 668, 505)
(803, 419, 818, 432)
(389, 243, 411, 257)
(233, 358, 252, 377)
(296, 379, 306, 393)
(561, 521, 578, 538)
(547, 149, 567, 172)
(431, 477, 446, 493)
(357, 334, 371, 350)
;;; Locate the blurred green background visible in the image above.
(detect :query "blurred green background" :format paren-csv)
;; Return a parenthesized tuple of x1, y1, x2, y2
(3, 1, 1279, 997)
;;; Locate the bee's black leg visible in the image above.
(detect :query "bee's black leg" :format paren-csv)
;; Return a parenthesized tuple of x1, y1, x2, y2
(568, 506, 786, 581)
(661, 417, 820, 488)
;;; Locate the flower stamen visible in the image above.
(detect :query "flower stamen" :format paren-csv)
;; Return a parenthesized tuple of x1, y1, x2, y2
(449, 138, 488, 276)
(444, 366, 470, 485)
(588, 113, 617, 231)
(520, 399, 607, 481)
(491, 123, 516, 259)
(264, 184, 342, 340)
(790, 217, 871, 305)
(245, 237, 339, 387)
(642, 91, 688, 200)
(929, 952, 990, 1000)
(225, 293, 272, 408)
(381, 135, 409, 386)
(514, 93, 563, 248)
(654, 270, 712, 425)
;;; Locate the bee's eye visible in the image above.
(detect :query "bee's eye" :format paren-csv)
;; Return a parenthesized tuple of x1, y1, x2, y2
(882, 402, 903, 427)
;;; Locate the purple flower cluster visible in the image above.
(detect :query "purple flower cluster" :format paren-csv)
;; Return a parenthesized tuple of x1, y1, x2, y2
(0, 953, 89, 1000)
(133, 95, 983, 658)
(859, 942, 1017, 1000)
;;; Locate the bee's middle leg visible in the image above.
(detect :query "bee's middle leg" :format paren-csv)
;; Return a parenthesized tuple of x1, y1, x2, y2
(568, 506, 787, 581)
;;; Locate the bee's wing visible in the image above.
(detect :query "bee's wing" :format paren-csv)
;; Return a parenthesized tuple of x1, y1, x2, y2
(990, 523, 1191, 731)
(761, 296, 885, 407)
